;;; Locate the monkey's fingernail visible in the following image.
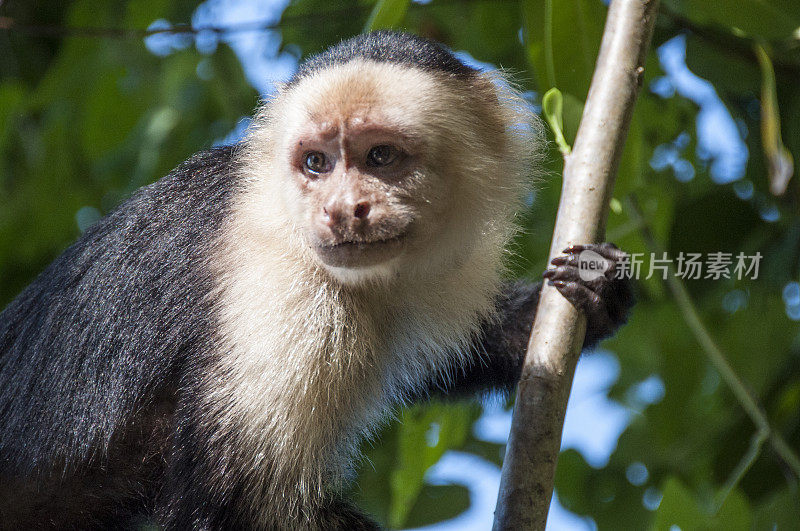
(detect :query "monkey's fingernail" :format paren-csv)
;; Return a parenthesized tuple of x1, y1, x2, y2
(550, 280, 567, 288)
(551, 256, 567, 266)
(542, 269, 555, 278)
(563, 244, 585, 254)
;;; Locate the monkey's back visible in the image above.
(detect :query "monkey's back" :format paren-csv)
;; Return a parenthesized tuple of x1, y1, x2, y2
(0, 146, 238, 526)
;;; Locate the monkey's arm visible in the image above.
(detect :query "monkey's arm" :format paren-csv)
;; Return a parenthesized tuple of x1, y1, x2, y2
(429, 243, 634, 397)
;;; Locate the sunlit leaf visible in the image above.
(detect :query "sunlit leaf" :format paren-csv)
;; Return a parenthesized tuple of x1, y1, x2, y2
(364, 0, 410, 32)
(389, 403, 476, 528)
(663, 0, 800, 41)
(522, 0, 606, 99)
(653, 477, 752, 531)
(542, 87, 571, 155)
(754, 43, 794, 196)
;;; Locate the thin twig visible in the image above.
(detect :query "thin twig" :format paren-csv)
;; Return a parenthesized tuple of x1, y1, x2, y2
(714, 430, 766, 512)
(626, 195, 800, 483)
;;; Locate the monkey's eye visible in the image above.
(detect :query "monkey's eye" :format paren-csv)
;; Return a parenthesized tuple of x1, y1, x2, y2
(303, 152, 331, 175)
(367, 145, 399, 167)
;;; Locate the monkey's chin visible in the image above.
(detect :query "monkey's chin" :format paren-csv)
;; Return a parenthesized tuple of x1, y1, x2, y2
(313, 236, 406, 282)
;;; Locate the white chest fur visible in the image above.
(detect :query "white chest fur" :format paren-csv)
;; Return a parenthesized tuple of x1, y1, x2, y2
(202, 171, 506, 520)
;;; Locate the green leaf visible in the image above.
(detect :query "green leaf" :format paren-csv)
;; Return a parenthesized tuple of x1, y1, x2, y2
(402, 0, 527, 71)
(522, 0, 606, 99)
(684, 34, 760, 97)
(81, 68, 145, 160)
(123, 0, 171, 28)
(388, 403, 475, 528)
(364, 0, 411, 32)
(653, 477, 752, 530)
(542, 87, 571, 155)
(712, 487, 752, 530)
(280, 0, 365, 57)
(754, 43, 794, 196)
(663, 0, 800, 41)
(553, 449, 591, 512)
(403, 484, 471, 528)
(753, 486, 800, 529)
(554, 448, 653, 528)
(0, 81, 25, 153)
(559, 90, 585, 146)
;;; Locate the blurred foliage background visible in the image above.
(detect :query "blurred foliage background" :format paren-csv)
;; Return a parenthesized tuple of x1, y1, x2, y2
(1, 0, 799, 528)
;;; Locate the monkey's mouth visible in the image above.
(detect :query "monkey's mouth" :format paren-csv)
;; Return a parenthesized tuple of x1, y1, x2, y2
(314, 234, 407, 268)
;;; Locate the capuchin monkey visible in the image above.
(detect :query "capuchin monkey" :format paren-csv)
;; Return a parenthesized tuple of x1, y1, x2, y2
(0, 31, 633, 529)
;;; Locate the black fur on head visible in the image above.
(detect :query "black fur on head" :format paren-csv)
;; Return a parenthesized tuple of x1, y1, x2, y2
(288, 30, 477, 85)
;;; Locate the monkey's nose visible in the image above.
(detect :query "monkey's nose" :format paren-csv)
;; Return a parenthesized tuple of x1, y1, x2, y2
(322, 200, 371, 229)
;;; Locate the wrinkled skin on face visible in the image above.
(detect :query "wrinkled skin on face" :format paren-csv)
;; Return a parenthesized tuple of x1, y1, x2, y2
(289, 117, 419, 269)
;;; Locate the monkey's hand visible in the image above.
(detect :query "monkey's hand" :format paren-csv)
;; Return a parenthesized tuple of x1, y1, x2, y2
(542, 242, 634, 349)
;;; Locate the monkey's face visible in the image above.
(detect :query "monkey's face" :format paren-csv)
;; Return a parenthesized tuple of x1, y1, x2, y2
(287, 115, 422, 273)
(266, 63, 463, 283)
(255, 60, 531, 285)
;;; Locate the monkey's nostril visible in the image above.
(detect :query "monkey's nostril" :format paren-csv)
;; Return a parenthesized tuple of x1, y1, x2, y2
(353, 202, 370, 220)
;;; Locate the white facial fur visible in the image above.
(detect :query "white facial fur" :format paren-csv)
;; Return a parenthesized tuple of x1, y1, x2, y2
(205, 59, 541, 524)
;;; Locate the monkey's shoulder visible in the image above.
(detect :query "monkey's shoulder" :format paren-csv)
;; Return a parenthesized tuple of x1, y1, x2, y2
(0, 146, 241, 473)
(1, 145, 240, 340)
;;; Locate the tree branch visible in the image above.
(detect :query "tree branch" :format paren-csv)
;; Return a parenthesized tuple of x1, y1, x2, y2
(493, 1, 660, 528)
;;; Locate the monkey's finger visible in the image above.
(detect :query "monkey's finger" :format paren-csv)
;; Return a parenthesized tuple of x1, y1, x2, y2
(549, 280, 614, 330)
(550, 253, 580, 267)
(586, 242, 627, 263)
(558, 243, 626, 280)
(561, 243, 626, 261)
(562, 242, 619, 253)
(543, 265, 581, 283)
(552, 256, 616, 283)
(549, 280, 602, 311)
